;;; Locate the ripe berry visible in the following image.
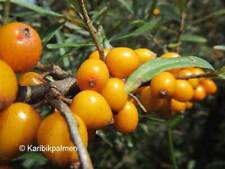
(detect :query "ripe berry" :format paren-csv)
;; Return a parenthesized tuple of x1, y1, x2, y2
(153, 8, 160, 16)
(0, 103, 41, 161)
(178, 68, 199, 88)
(170, 99, 186, 113)
(151, 72, 175, 98)
(37, 112, 88, 167)
(101, 78, 128, 112)
(0, 22, 42, 72)
(173, 80, 194, 102)
(76, 59, 109, 92)
(70, 90, 113, 129)
(106, 47, 139, 78)
(186, 102, 193, 109)
(114, 101, 138, 133)
(200, 79, 217, 95)
(19, 72, 44, 86)
(0, 60, 18, 110)
(193, 85, 206, 101)
(89, 49, 110, 59)
(160, 52, 180, 58)
(134, 48, 156, 64)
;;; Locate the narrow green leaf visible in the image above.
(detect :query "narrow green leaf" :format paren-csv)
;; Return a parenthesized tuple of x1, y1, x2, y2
(0, 0, 63, 17)
(113, 18, 160, 41)
(41, 22, 65, 44)
(117, 0, 133, 14)
(180, 34, 207, 43)
(125, 56, 214, 93)
(214, 45, 225, 51)
(47, 43, 94, 49)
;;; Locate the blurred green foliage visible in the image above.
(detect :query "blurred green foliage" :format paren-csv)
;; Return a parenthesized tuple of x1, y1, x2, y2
(0, 0, 225, 169)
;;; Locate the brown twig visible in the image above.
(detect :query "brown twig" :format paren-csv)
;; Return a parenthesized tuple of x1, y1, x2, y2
(78, 0, 105, 60)
(129, 93, 147, 113)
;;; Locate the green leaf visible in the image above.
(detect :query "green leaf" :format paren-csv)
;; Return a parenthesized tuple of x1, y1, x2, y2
(125, 56, 214, 93)
(117, 0, 134, 14)
(47, 43, 94, 49)
(167, 115, 184, 128)
(112, 18, 160, 41)
(0, 0, 63, 17)
(41, 22, 65, 44)
(180, 34, 207, 43)
(214, 45, 225, 51)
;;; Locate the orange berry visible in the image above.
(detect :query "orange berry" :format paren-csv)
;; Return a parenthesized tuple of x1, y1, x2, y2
(200, 79, 217, 95)
(151, 72, 175, 98)
(0, 22, 42, 72)
(170, 99, 186, 113)
(19, 71, 44, 86)
(70, 90, 113, 129)
(160, 52, 180, 58)
(0, 60, 18, 110)
(173, 80, 194, 102)
(178, 68, 199, 88)
(0, 103, 41, 161)
(153, 8, 160, 16)
(186, 102, 193, 109)
(89, 49, 110, 59)
(76, 59, 109, 92)
(193, 85, 206, 101)
(37, 112, 88, 167)
(134, 48, 156, 64)
(101, 78, 128, 112)
(106, 47, 139, 78)
(114, 101, 138, 133)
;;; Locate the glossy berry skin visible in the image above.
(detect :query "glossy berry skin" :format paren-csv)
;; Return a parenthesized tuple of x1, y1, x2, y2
(0, 60, 18, 110)
(89, 49, 110, 59)
(193, 85, 206, 101)
(160, 52, 180, 58)
(37, 112, 88, 167)
(134, 48, 156, 64)
(70, 90, 113, 129)
(200, 79, 217, 95)
(186, 102, 193, 109)
(170, 99, 186, 113)
(76, 59, 109, 92)
(173, 80, 194, 102)
(0, 103, 41, 161)
(151, 72, 175, 98)
(114, 101, 138, 133)
(106, 47, 139, 78)
(178, 68, 199, 88)
(101, 78, 128, 112)
(19, 72, 44, 86)
(0, 22, 42, 72)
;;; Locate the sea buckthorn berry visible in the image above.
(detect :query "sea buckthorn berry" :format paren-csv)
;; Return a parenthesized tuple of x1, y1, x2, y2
(70, 90, 113, 129)
(76, 59, 109, 92)
(37, 112, 88, 167)
(178, 68, 199, 88)
(134, 48, 156, 64)
(114, 101, 138, 133)
(89, 49, 110, 59)
(193, 85, 206, 101)
(170, 99, 186, 113)
(151, 72, 175, 98)
(0, 60, 18, 110)
(106, 47, 139, 78)
(160, 52, 180, 58)
(190, 67, 205, 76)
(200, 79, 217, 95)
(153, 8, 160, 16)
(0, 103, 41, 161)
(140, 86, 153, 112)
(173, 80, 194, 102)
(19, 72, 44, 86)
(0, 22, 42, 72)
(101, 78, 128, 112)
(186, 102, 193, 109)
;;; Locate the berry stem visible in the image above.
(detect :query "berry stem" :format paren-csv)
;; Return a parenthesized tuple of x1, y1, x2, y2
(129, 93, 147, 113)
(167, 127, 179, 169)
(78, 0, 105, 60)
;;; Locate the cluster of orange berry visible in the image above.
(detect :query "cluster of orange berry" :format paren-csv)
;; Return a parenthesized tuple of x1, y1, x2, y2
(140, 52, 217, 116)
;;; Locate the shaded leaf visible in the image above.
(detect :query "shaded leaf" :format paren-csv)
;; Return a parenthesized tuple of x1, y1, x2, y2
(125, 56, 214, 93)
(47, 43, 94, 49)
(214, 45, 225, 51)
(117, 0, 133, 14)
(181, 34, 207, 43)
